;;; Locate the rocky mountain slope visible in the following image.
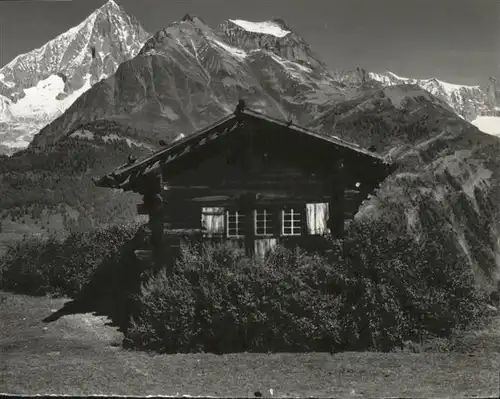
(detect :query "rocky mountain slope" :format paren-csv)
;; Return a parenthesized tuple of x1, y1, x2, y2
(29, 15, 356, 149)
(0, 0, 150, 153)
(311, 84, 500, 289)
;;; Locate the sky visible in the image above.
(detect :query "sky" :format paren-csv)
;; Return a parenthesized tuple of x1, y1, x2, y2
(0, 0, 497, 86)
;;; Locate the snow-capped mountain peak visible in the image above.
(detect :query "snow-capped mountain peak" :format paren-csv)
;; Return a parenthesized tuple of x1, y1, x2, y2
(228, 19, 291, 38)
(1, 0, 125, 79)
(0, 0, 150, 153)
(371, 71, 480, 92)
(29, 13, 349, 149)
(369, 70, 497, 122)
(103, 0, 120, 8)
(218, 17, 328, 72)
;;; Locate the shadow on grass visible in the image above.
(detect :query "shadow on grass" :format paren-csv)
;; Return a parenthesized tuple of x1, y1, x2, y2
(42, 261, 143, 333)
(42, 229, 152, 334)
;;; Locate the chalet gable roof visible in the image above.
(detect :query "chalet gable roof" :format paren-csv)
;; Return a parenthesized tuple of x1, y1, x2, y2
(94, 101, 396, 190)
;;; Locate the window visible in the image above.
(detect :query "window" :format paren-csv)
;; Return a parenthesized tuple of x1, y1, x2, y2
(254, 209, 273, 236)
(282, 208, 302, 236)
(201, 207, 225, 237)
(227, 210, 245, 237)
(306, 203, 329, 235)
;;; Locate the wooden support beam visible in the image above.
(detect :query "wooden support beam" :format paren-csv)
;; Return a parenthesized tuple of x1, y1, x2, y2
(238, 192, 257, 257)
(327, 158, 346, 239)
(139, 173, 165, 270)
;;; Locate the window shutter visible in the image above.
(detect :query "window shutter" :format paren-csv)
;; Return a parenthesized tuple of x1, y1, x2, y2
(201, 207, 225, 237)
(306, 203, 330, 235)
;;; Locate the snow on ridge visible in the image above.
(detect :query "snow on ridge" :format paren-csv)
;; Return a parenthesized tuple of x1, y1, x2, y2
(70, 129, 154, 150)
(102, 133, 151, 149)
(386, 71, 409, 81)
(0, 0, 127, 75)
(368, 72, 395, 83)
(0, 95, 13, 121)
(0, 73, 15, 89)
(432, 79, 479, 92)
(2, 12, 98, 74)
(266, 51, 312, 76)
(71, 129, 95, 140)
(9, 73, 93, 119)
(63, 8, 98, 40)
(1, 138, 32, 149)
(0, 0, 141, 77)
(211, 38, 247, 59)
(106, 0, 120, 8)
(421, 78, 480, 99)
(372, 71, 480, 93)
(472, 116, 500, 136)
(229, 19, 291, 38)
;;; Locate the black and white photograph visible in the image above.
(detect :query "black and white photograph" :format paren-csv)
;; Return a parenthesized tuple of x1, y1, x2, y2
(0, 0, 499, 397)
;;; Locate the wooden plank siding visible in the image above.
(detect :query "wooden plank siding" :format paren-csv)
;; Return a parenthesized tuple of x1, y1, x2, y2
(93, 104, 397, 260)
(153, 118, 381, 255)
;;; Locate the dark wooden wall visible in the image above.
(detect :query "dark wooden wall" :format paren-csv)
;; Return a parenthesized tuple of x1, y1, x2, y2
(158, 117, 365, 229)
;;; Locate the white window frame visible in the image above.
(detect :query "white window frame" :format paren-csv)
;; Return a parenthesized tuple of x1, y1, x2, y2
(282, 208, 302, 236)
(226, 210, 245, 238)
(254, 209, 273, 237)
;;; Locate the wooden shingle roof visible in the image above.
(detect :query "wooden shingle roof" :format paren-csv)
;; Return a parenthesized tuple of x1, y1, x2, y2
(94, 102, 396, 191)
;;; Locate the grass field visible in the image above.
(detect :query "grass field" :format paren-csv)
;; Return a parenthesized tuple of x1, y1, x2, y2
(1, 291, 499, 397)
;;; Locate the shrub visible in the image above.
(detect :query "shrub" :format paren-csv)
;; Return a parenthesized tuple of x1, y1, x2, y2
(0, 222, 141, 297)
(329, 217, 486, 351)
(125, 242, 343, 353)
(125, 214, 486, 354)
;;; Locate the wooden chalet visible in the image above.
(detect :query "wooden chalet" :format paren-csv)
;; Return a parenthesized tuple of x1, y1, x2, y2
(94, 100, 397, 260)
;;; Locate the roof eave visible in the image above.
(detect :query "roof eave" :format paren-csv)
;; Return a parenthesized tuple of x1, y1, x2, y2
(111, 113, 238, 181)
(240, 109, 388, 162)
(93, 105, 399, 192)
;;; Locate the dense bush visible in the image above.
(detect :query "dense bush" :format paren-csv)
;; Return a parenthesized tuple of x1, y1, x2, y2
(125, 212, 486, 353)
(330, 217, 485, 351)
(126, 242, 343, 353)
(0, 222, 141, 297)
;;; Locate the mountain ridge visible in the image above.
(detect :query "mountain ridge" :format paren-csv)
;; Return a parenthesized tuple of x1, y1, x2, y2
(1, 5, 498, 152)
(369, 70, 500, 123)
(0, 0, 150, 153)
(28, 14, 348, 149)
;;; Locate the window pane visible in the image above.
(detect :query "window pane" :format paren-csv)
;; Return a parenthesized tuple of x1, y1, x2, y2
(255, 209, 273, 235)
(227, 210, 245, 237)
(282, 208, 301, 236)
